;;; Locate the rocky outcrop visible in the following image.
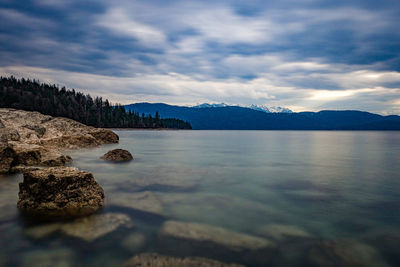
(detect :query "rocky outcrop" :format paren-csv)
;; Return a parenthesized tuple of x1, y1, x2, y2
(124, 253, 245, 267)
(0, 108, 118, 173)
(100, 149, 133, 162)
(17, 167, 104, 220)
(0, 108, 118, 149)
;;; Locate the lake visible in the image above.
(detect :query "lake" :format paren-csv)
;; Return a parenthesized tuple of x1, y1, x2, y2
(1, 130, 400, 266)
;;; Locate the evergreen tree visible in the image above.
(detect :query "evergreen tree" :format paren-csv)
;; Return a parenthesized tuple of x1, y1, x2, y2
(0, 76, 191, 129)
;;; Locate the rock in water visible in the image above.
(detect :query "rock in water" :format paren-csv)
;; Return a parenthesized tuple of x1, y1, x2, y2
(17, 167, 104, 220)
(101, 149, 133, 162)
(124, 253, 245, 267)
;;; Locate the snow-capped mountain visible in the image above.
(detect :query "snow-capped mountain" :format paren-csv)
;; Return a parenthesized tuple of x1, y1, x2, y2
(248, 104, 293, 113)
(192, 103, 229, 108)
(192, 103, 292, 113)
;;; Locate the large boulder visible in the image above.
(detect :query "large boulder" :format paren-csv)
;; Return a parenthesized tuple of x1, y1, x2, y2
(0, 109, 118, 149)
(124, 253, 245, 267)
(17, 167, 104, 220)
(101, 149, 133, 162)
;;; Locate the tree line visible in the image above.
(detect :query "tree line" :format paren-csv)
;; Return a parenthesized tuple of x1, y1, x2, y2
(0, 76, 191, 129)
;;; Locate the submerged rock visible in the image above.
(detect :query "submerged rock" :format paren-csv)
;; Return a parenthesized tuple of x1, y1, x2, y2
(108, 191, 164, 216)
(101, 149, 133, 162)
(307, 238, 389, 267)
(160, 220, 274, 251)
(21, 247, 75, 267)
(367, 232, 400, 266)
(124, 253, 245, 267)
(17, 167, 104, 220)
(25, 213, 133, 241)
(256, 224, 312, 241)
(60, 213, 133, 241)
(25, 223, 62, 239)
(122, 232, 147, 252)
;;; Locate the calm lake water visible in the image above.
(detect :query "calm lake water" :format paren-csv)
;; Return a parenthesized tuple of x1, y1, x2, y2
(1, 130, 400, 266)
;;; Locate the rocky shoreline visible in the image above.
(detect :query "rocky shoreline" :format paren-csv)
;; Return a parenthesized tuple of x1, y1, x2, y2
(0, 108, 118, 174)
(0, 108, 119, 220)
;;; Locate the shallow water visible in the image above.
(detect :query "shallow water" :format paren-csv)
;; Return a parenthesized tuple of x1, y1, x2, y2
(1, 130, 400, 266)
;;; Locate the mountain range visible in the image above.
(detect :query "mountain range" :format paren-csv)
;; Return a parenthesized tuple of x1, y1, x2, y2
(125, 102, 400, 130)
(192, 103, 293, 113)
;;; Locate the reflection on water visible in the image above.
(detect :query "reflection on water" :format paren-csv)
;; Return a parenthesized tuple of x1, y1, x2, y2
(1, 131, 400, 266)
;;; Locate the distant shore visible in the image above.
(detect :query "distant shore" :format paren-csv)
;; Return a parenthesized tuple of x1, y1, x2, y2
(111, 128, 192, 131)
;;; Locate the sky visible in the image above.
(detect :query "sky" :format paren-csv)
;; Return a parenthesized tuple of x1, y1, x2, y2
(0, 0, 400, 114)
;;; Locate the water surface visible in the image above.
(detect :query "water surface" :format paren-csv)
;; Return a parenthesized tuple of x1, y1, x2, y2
(1, 131, 400, 266)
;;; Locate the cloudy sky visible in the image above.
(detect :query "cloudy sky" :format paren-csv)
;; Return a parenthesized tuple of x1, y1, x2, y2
(1, 0, 399, 114)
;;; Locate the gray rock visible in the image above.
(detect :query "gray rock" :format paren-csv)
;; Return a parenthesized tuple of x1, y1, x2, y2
(18, 167, 104, 220)
(101, 149, 133, 162)
(124, 253, 245, 267)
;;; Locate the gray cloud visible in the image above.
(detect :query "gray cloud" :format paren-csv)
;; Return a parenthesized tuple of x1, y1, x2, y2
(0, 0, 399, 114)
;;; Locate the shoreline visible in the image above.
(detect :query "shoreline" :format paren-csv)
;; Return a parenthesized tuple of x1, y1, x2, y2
(111, 127, 192, 131)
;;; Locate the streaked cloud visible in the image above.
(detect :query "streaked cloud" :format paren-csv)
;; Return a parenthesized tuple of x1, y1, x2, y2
(0, 0, 399, 114)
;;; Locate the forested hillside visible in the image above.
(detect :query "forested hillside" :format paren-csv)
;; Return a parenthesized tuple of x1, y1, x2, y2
(126, 102, 400, 130)
(0, 77, 191, 129)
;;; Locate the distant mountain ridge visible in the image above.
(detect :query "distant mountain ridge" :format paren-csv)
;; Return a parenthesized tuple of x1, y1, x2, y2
(192, 103, 293, 113)
(125, 102, 400, 130)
